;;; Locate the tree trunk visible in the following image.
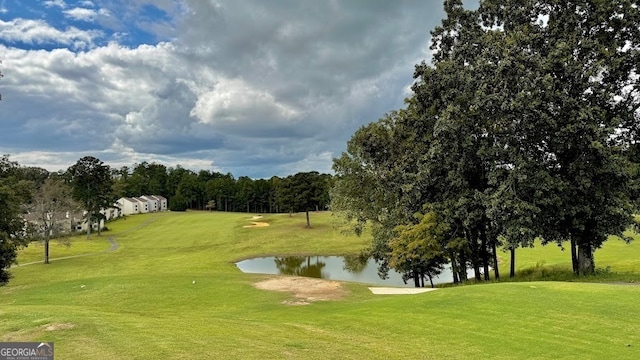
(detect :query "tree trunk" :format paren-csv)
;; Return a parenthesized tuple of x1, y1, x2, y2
(413, 272, 420, 287)
(459, 250, 468, 281)
(305, 210, 311, 228)
(465, 228, 482, 281)
(450, 251, 459, 284)
(577, 242, 595, 275)
(86, 210, 92, 240)
(480, 226, 489, 281)
(492, 238, 499, 280)
(44, 238, 50, 264)
(570, 238, 578, 275)
(510, 246, 515, 278)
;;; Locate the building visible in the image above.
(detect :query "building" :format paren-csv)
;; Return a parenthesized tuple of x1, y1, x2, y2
(116, 197, 140, 216)
(116, 195, 168, 216)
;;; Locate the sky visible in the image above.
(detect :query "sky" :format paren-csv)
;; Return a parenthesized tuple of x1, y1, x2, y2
(0, 0, 477, 178)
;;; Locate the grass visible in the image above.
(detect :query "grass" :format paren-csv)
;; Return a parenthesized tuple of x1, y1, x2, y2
(497, 230, 640, 282)
(2, 211, 640, 359)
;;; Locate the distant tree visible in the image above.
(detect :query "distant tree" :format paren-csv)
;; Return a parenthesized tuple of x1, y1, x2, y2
(282, 172, 329, 227)
(169, 193, 188, 211)
(176, 172, 201, 209)
(66, 156, 113, 239)
(205, 200, 216, 211)
(16, 167, 49, 188)
(111, 166, 131, 199)
(26, 178, 79, 264)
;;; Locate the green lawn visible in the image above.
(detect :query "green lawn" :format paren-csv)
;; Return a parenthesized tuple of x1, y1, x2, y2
(2, 211, 640, 359)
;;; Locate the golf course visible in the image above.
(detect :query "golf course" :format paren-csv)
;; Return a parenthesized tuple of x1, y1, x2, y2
(2, 211, 640, 359)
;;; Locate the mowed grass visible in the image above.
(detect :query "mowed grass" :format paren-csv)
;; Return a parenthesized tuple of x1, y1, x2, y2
(2, 211, 640, 359)
(498, 230, 640, 281)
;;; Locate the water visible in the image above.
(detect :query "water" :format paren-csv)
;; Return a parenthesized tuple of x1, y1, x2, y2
(235, 255, 462, 287)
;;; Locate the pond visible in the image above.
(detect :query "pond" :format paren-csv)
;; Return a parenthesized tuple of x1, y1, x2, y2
(235, 255, 463, 288)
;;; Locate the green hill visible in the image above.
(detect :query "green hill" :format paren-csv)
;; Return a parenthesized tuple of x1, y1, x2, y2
(2, 211, 639, 359)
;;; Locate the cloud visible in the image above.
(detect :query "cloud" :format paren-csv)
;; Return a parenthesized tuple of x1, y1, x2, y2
(63, 7, 98, 21)
(0, 18, 101, 49)
(44, 0, 67, 9)
(0, 1, 472, 178)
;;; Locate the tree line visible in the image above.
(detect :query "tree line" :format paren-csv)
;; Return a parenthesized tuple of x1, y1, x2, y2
(331, 0, 640, 286)
(110, 161, 332, 217)
(0, 154, 333, 285)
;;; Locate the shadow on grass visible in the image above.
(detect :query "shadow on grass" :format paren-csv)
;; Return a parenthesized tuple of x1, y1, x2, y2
(437, 262, 639, 288)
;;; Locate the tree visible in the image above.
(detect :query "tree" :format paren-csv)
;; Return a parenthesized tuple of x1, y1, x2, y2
(332, 108, 436, 280)
(26, 177, 79, 264)
(474, 0, 640, 275)
(0, 155, 29, 285)
(389, 210, 449, 288)
(334, 0, 639, 280)
(66, 156, 113, 239)
(282, 172, 329, 227)
(169, 193, 188, 211)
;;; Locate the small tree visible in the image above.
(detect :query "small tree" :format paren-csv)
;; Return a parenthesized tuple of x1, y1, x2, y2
(27, 178, 79, 264)
(389, 211, 448, 288)
(205, 200, 216, 211)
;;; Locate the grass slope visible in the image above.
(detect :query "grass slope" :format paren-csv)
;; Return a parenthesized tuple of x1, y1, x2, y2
(2, 211, 640, 359)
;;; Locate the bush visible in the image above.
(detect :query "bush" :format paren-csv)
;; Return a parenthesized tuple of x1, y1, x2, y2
(169, 193, 188, 212)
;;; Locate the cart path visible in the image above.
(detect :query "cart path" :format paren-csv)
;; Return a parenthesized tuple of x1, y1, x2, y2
(12, 216, 159, 267)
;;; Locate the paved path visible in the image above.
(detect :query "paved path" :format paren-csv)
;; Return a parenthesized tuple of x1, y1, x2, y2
(12, 216, 158, 268)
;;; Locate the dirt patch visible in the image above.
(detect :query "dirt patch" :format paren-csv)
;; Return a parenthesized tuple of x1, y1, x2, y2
(243, 222, 270, 228)
(254, 276, 348, 305)
(44, 323, 75, 331)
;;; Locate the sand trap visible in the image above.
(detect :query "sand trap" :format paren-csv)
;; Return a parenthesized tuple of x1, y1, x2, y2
(244, 222, 270, 228)
(368, 287, 438, 295)
(254, 276, 348, 305)
(244, 215, 270, 228)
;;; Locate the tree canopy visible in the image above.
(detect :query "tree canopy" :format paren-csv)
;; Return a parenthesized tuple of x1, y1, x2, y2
(0, 155, 30, 285)
(66, 156, 114, 239)
(332, 0, 640, 280)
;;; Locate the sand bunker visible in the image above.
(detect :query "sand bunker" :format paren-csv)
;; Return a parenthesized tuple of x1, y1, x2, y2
(244, 222, 270, 228)
(254, 276, 348, 305)
(244, 215, 270, 228)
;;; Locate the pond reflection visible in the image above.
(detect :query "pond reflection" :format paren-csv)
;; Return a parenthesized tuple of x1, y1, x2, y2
(236, 256, 461, 288)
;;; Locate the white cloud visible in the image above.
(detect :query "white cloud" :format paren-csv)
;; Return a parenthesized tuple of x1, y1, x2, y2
(190, 78, 300, 125)
(0, 18, 101, 49)
(0, 1, 468, 177)
(63, 7, 98, 21)
(44, 0, 67, 9)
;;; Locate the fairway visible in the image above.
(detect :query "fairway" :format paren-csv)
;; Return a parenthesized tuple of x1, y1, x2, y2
(2, 211, 640, 359)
